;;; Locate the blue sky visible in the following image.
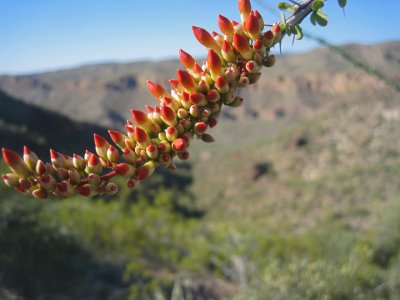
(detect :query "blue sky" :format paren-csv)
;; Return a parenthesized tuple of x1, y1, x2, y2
(1, 0, 399, 74)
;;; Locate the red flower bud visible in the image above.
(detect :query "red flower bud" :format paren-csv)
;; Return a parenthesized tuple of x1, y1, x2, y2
(192, 26, 220, 52)
(221, 41, 236, 62)
(32, 188, 49, 199)
(146, 80, 167, 99)
(78, 184, 98, 197)
(207, 50, 222, 79)
(189, 92, 207, 106)
(194, 121, 208, 135)
(172, 138, 187, 152)
(107, 145, 120, 164)
(166, 126, 178, 142)
(131, 109, 154, 133)
(177, 69, 197, 93)
(94, 134, 110, 159)
(146, 144, 159, 160)
(108, 130, 128, 149)
(134, 127, 151, 148)
(2, 148, 30, 177)
(233, 33, 253, 60)
(23, 146, 38, 171)
(263, 54, 276, 67)
(238, 0, 252, 19)
(115, 163, 135, 177)
(218, 14, 234, 35)
(178, 151, 190, 160)
(73, 154, 86, 170)
(179, 49, 196, 70)
(105, 182, 119, 195)
(271, 23, 282, 44)
(86, 154, 103, 175)
(215, 76, 229, 94)
(135, 161, 156, 181)
(243, 13, 261, 38)
(2, 173, 20, 188)
(209, 117, 218, 128)
(160, 105, 177, 127)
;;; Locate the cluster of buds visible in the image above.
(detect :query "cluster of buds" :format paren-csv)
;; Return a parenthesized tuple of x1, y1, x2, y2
(1, 0, 283, 198)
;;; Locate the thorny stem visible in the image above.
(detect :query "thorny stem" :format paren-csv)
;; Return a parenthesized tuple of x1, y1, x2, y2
(285, 0, 316, 28)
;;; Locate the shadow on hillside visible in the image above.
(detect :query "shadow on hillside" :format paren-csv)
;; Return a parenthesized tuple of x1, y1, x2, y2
(0, 200, 125, 299)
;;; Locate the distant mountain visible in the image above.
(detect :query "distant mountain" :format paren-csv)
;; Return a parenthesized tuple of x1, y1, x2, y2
(0, 90, 108, 158)
(0, 41, 399, 129)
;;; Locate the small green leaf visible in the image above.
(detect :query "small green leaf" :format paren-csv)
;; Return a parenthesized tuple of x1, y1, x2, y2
(310, 11, 317, 25)
(315, 10, 328, 26)
(294, 24, 303, 40)
(277, 2, 295, 11)
(312, 0, 324, 11)
(338, 0, 347, 8)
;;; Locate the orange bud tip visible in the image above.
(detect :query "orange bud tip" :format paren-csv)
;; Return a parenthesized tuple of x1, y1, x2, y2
(192, 26, 219, 50)
(2, 148, 20, 166)
(131, 109, 148, 126)
(218, 14, 234, 35)
(50, 149, 59, 159)
(179, 49, 196, 69)
(146, 80, 166, 99)
(94, 134, 108, 147)
(23, 146, 31, 155)
(238, 0, 252, 15)
(177, 69, 196, 92)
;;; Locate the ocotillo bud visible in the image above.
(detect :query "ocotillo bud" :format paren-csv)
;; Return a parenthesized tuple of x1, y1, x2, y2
(19, 178, 31, 190)
(2, 148, 30, 177)
(207, 50, 222, 79)
(69, 168, 81, 185)
(238, 76, 250, 87)
(57, 167, 69, 181)
(218, 14, 234, 35)
(73, 154, 86, 170)
(131, 110, 154, 134)
(123, 148, 136, 164)
(238, 0, 252, 21)
(158, 140, 172, 153)
(146, 80, 167, 100)
(159, 153, 172, 165)
(86, 154, 103, 175)
(32, 188, 49, 199)
(207, 89, 221, 103)
(221, 41, 236, 63)
(179, 49, 196, 70)
(215, 76, 229, 94)
(50, 149, 67, 169)
(115, 163, 135, 177)
(212, 31, 224, 47)
(271, 23, 282, 45)
(177, 108, 188, 119)
(94, 134, 110, 160)
(57, 181, 75, 197)
(36, 160, 46, 175)
(88, 173, 101, 186)
(134, 127, 151, 148)
(263, 54, 276, 67)
(23, 146, 38, 171)
(108, 130, 128, 149)
(105, 182, 119, 195)
(2, 173, 20, 188)
(78, 184, 98, 197)
(254, 10, 264, 29)
(38, 174, 56, 191)
(189, 105, 201, 118)
(201, 133, 216, 143)
(178, 151, 190, 160)
(172, 138, 187, 152)
(263, 30, 274, 48)
(189, 92, 207, 106)
(233, 33, 254, 60)
(135, 161, 156, 181)
(209, 117, 218, 128)
(192, 26, 220, 53)
(177, 69, 197, 93)
(245, 60, 261, 73)
(243, 13, 261, 39)
(160, 105, 177, 127)
(166, 126, 178, 142)
(194, 122, 208, 135)
(146, 144, 159, 160)
(107, 145, 120, 164)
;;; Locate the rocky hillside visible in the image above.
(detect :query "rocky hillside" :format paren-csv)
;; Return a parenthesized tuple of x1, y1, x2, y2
(0, 41, 398, 129)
